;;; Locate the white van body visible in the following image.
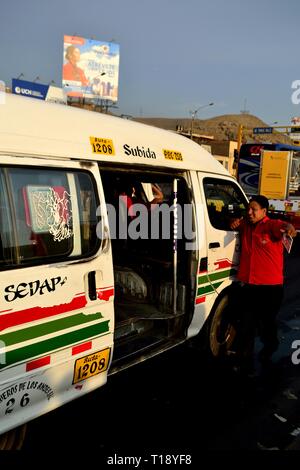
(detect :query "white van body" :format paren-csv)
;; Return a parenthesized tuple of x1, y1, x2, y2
(0, 95, 247, 441)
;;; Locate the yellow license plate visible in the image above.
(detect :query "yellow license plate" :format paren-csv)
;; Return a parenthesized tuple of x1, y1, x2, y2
(73, 348, 111, 384)
(89, 136, 115, 155)
(163, 148, 183, 161)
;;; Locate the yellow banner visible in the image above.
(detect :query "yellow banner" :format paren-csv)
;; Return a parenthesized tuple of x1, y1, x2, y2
(260, 151, 289, 199)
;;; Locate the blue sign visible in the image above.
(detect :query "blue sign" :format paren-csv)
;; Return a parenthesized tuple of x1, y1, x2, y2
(12, 78, 49, 100)
(253, 127, 273, 134)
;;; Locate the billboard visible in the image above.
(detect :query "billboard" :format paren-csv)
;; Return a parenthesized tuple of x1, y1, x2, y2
(259, 151, 290, 199)
(12, 78, 49, 100)
(45, 85, 67, 105)
(62, 35, 119, 102)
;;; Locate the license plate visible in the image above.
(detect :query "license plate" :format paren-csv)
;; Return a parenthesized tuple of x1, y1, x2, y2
(73, 348, 111, 384)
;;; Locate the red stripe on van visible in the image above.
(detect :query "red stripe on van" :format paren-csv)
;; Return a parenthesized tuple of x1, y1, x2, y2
(196, 297, 206, 304)
(72, 341, 92, 356)
(0, 295, 87, 332)
(26, 355, 51, 372)
(97, 288, 114, 301)
(214, 259, 235, 270)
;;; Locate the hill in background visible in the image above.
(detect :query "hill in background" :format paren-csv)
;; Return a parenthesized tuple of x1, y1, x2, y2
(134, 113, 292, 145)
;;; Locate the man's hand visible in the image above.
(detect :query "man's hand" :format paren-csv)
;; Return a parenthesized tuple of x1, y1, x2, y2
(281, 223, 297, 238)
(230, 217, 243, 230)
(151, 184, 164, 204)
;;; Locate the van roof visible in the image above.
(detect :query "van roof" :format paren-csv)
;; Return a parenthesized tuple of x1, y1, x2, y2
(0, 94, 229, 175)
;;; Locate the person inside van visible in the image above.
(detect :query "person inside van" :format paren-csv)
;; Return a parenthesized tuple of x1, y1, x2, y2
(116, 180, 164, 217)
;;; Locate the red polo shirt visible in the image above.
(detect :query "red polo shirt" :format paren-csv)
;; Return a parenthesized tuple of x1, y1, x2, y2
(63, 62, 89, 86)
(237, 216, 286, 285)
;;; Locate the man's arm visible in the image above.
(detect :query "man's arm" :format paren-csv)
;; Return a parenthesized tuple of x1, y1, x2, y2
(270, 219, 297, 239)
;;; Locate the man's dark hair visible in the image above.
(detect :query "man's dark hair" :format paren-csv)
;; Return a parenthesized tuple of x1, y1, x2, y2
(249, 195, 269, 210)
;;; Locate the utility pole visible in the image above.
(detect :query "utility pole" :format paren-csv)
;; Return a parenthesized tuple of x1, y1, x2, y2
(237, 124, 243, 152)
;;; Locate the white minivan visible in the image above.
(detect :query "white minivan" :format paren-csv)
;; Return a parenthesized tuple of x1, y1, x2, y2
(0, 95, 247, 447)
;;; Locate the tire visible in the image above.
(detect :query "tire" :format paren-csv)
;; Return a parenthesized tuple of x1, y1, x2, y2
(208, 293, 237, 358)
(0, 424, 27, 450)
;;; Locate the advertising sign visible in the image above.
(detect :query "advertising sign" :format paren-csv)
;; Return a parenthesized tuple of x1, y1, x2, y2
(45, 85, 67, 104)
(253, 127, 273, 134)
(259, 151, 290, 199)
(62, 35, 119, 101)
(12, 78, 49, 100)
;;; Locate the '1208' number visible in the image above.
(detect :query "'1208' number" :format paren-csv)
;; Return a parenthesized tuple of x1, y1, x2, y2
(73, 348, 111, 384)
(92, 143, 113, 154)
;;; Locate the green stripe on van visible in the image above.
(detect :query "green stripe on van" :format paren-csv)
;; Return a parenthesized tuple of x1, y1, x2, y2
(0, 312, 104, 347)
(197, 281, 223, 296)
(198, 268, 237, 285)
(0, 320, 110, 370)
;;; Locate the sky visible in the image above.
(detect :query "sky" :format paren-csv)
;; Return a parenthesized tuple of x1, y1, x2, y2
(1, 0, 300, 124)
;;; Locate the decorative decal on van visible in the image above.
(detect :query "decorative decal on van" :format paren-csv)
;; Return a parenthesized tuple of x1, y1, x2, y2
(213, 258, 236, 270)
(0, 286, 114, 332)
(123, 144, 156, 159)
(23, 185, 73, 242)
(0, 311, 110, 370)
(90, 136, 115, 156)
(4, 276, 67, 302)
(195, 259, 238, 304)
(163, 149, 183, 161)
(97, 287, 114, 301)
(0, 380, 54, 416)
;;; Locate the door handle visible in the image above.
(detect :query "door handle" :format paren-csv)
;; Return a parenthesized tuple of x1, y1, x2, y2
(209, 242, 220, 249)
(88, 271, 97, 301)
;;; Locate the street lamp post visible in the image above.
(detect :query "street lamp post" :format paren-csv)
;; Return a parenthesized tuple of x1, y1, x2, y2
(190, 102, 214, 140)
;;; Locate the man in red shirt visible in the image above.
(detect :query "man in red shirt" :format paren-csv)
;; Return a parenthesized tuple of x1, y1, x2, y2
(230, 195, 297, 372)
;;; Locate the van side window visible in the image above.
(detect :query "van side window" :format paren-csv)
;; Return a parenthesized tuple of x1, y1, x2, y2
(203, 178, 247, 231)
(0, 167, 100, 267)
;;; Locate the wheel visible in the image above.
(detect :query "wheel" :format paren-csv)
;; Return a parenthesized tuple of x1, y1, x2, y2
(208, 293, 237, 358)
(0, 424, 27, 450)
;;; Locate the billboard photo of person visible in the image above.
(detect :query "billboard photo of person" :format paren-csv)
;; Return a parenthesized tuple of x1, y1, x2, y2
(63, 45, 89, 86)
(62, 35, 119, 101)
